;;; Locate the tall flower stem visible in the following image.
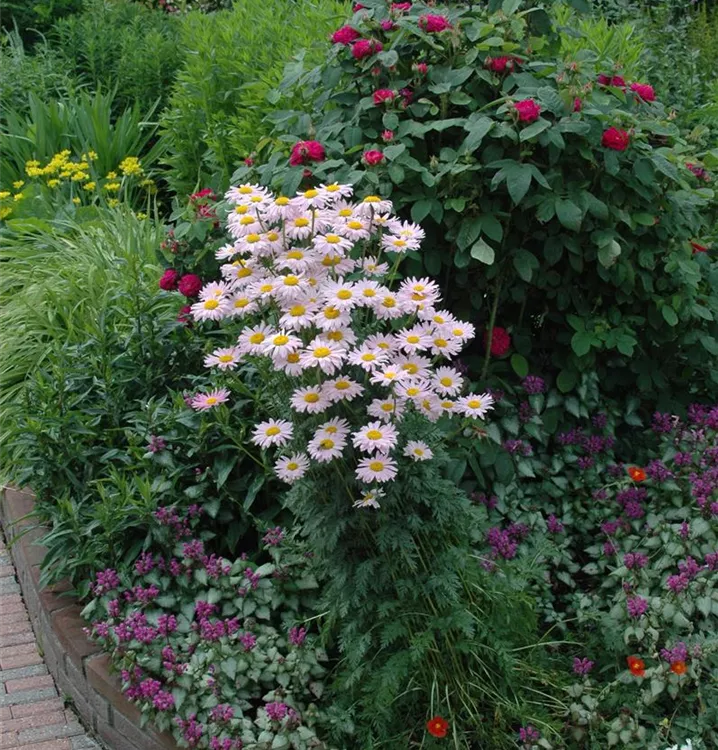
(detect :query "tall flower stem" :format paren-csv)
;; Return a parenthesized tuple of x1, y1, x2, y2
(481, 273, 503, 382)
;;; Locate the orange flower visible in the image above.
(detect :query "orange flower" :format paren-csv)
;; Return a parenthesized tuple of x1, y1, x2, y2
(426, 716, 449, 738)
(671, 660, 687, 675)
(626, 655, 646, 677)
(627, 466, 646, 482)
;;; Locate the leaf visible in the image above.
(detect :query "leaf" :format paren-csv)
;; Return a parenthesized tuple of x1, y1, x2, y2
(221, 658, 237, 680)
(243, 474, 265, 511)
(662, 306, 678, 326)
(461, 116, 493, 153)
(633, 212, 655, 226)
(470, 238, 495, 265)
(383, 143, 406, 160)
(571, 331, 594, 357)
(505, 164, 532, 205)
(598, 240, 621, 268)
(510, 354, 529, 378)
(555, 198, 583, 231)
(513, 249, 539, 282)
(457, 217, 482, 250)
(411, 199, 433, 222)
(519, 119, 551, 142)
(213, 454, 236, 489)
(557, 369, 578, 393)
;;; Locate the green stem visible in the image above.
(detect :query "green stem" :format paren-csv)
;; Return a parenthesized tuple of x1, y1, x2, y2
(481, 273, 503, 382)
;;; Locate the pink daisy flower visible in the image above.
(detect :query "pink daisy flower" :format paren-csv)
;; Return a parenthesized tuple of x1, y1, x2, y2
(355, 455, 398, 483)
(190, 388, 230, 411)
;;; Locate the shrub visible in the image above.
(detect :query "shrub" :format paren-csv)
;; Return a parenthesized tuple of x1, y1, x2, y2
(51, 0, 184, 116)
(85, 524, 329, 749)
(241, 0, 717, 406)
(159, 0, 348, 196)
(0, 0, 83, 42)
(456, 371, 718, 747)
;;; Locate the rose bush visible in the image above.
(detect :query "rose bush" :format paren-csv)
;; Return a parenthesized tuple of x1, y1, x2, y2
(238, 0, 718, 405)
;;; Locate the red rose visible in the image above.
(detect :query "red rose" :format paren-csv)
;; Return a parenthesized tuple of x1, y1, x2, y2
(381, 129, 394, 142)
(363, 149, 385, 166)
(289, 140, 326, 167)
(691, 241, 708, 254)
(244, 157, 254, 167)
(626, 655, 645, 678)
(177, 304, 192, 325)
(611, 75, 626, 88)
(373, 88, 396, 106)
(414, 61, 428, 75)
(177, 273, 203, 298)
(351, 39, 382, 59)
(159, 268, 179, 291)
(597, 73, 611, 85)
(601, 127, 630, 151)
(380, 19, 397, 31)
(486, 56, 511, 73)
(419, 14, 451, 32)
(573, 97, 582, 112)
(630, 82, 656, 101)
(190, 188, 214, 201)
(514, 98, 541, 123)
(484, 326, 511, 357)
(331, 25, 360, 45)
(391, 1, 412, 10)
(353, 3, 366, 10)
(426, 716, 449, 738)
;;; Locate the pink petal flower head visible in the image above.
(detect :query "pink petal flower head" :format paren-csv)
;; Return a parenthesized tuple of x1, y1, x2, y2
(381, 19, 397, 31)
(514, 98, 541, 123)
(177, 273, 202, 298)
(486, 56, 514, 73)
(351, 39, 383, 59)
(331, 25, 360, 45)
(289, 140, 326, 167)
(414, 61, 428, 75)
(630, 82, 656, 101)
(190, 388, 230, 411)
(373, 88, 396, 106)
(381, 129, 394, 142)
(363, 149, 385, 166)
(391, 1, 412, 10)
(159, 268, 179, 291)
(419, 14, 451, 33)
(602, 127, 631, 151)
(485, 326, 511, 357)
(573, 97, 583, 112)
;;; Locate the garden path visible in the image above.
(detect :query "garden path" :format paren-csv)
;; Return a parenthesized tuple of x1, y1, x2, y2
(0, 532, 103, 750)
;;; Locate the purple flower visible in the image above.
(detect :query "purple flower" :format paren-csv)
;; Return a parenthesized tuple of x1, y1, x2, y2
(519, 724, 541, 743)
(577, 456, 595, 470)
(592, 412, 608, 429)
(487, 527, 518, 560)
(289, 626, 307, 647)
(503, 439, 532, 456)
(265, 702, 289, 722)
(93, 568, 120, 595)
(573, 657, 594, 675)
(660, 641, 688, 664)
(262, 526, 284, 546)
(522, 375, 545, 394)
(244, 567, 261, 589)
(646, 459, 673, 482)
(546, 514, 564, 534)
(626, 596, 648, 618)
(175, 715, 203, 746)
(667, 573, 691, 593)
(210, 704, 234, 723)
(195, 601, 217, 619)
(157, 614, 177, 635)
(153, 691, 175, 711)
(147, 435, 167, 453)
(472, 492, 498, 510)
(183, 540, 205, 560)
(518, 400, 534, 423)
(624, 552, 648, 570)
(652, 412, 674, 434)
(705, 551, 718, 570)
(239, 632, 257, 651)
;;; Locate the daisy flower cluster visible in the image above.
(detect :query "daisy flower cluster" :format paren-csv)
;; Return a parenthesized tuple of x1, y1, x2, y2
(192, 181, 493, 506)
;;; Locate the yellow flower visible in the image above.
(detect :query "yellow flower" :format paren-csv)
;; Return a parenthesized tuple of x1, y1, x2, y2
(88, 151, 98, 160)
(104, 182, 121, 192)
(118, 156, 143, 177)
(108, 198, 119, 208)
(0, 206, 12, 220)
(71, 172, 89, 182)
(47, 179, 61, 188)
(13, 180, 24, 189)
(76, 161, 89, 171)
(26, 167, 43, 177)
(0, 191, 10, 199)
(59, 170, 73, 179)
(106, 171, 118, 179)
(25, 160, 40, 168)
(83, 182, 96, 191)
(72, 197, 81, 205)
(136, 212, 148, 220)
(13, 193, 25, 202)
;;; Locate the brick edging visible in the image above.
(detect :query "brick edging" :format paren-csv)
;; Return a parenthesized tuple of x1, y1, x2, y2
(0, 487, 178, 750)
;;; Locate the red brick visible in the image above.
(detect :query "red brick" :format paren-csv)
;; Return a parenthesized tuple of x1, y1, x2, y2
(0, 652, 43, 670)
(0, 642, 39, 660)
(5, 674, 55, 693)
(0, 629, 36, 647)
(0, 612, 30, 627)
(0, 596, 26, 614)
(0, 707, 12, 721)
(51, 608, 99, 669)
(0, 566, 14, 578)
(14, 740, 72, 750)
(0, 616, 32, 635)
(11, 699, 65, 718)
(0, 711, 66, 732)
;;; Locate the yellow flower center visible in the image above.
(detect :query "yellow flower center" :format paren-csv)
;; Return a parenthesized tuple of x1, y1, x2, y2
(246, 233, 261, 243)
(383, 370, 398, 380)
(402, 363, 419, 374)
(326, 184, 340, 192)
(294, 217, 310, 227)
(237, 267, 252, 278)
(361, 353, 376, 362)
(382, 297, 396, 308)
(250, 195, 263, 203)
(322, 255, 341, 267)
(441, 400, 453, 408)
(287, 462, 299, 471)
(265, 426, 281, 436)
(434, 338, 448, 348)
(413, 448, 425, 456)
(239, 215, 255, 225)
(313, 346, 331, 358)
(335, 380, 351, 390)
(249, 333, 265, 344)
(304, 189, 319, 198)
(369, 461, 385, 472)
(283, 275, 300, 286)
(325, 425, 338, 434)
(363, 195, 380, 203)
(440, 377, 453, 387)
(287, 352, 300, 363)
(337, 289, 352, 300)
(412, 292, 426, 301)
(289, 305, 306, 316)
(362, 288, 377, 297)
(327, 331, 344, 341)
(392, 239, 407, 247)
(304, 393, 320, 403)
(260, 283, 274, 293)
(204, 299, 220, 310)
(338, 208, 352, 217)
(380, 403, 394, 412)
(347, 220, 363, 230)
(324, 307, 341, 319)
(320, 439, 335, 449)
(467, 399, 482, 409)
(235, 205, 248, 214)
(325, 234, 340, 243)
(266, 232, 279, 241)
(406, 387, 420, 397)
(287, 250, 304, 260)
(366, 430, 383, 440)
(275, 196, 290, 206)
(406, 335, 420, 344)
(378, 341, 391, 350)
(206, 397, 218, 405)
(239, 186, 253, 194)
(218, 354, 234, 363)
(452, 328, 464, 336)
(433, 315, 446, 324)
(273, 335, 289, 346)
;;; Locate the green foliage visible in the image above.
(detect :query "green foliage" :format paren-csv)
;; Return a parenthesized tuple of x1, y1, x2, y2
(159, 0, 348, 197)
(0, 0, 83, 42)
(85, 531, 329, 748)
(0, 29, 77, 116)
(248, 0, 717, 404)
(51, 0, 185, 115)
